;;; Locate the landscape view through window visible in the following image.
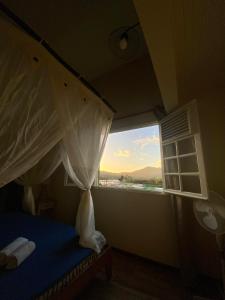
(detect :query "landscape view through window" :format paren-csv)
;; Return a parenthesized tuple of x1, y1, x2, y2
(99, 125, 163, 191)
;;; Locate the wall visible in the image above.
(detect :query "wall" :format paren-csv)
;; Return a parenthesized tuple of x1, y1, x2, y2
(182, 88, 225, 278)
(133, 0, 179, 112)
(196, 89, 225, 199)
(134, 0, 225, 113)
(48, 165, 179, 267)
(134, 0, 225, 279)
(93, 188, 178, 267)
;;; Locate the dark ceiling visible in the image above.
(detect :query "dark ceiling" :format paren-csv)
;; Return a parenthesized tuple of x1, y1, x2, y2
(1, 0, 149, 80)
(1, 0, 163, 121)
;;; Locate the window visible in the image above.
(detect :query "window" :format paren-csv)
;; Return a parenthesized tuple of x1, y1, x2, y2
(64, 101, 207, 199)
(96, 125, 163, 192)
(160, 100, 208, 199)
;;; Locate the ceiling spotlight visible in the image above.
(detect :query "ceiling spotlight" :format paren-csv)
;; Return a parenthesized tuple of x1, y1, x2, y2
(119, 33, 128, 50)
(109, 22, 140, 60)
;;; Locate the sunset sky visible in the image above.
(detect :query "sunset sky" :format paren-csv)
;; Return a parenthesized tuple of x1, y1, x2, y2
(100, 125, 162, 173)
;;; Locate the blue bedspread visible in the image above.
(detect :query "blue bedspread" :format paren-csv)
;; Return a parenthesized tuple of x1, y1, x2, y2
(0, 212, 93, 300)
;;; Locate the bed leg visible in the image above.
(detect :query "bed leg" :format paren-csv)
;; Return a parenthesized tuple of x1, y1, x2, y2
(105, 251, 112, 281)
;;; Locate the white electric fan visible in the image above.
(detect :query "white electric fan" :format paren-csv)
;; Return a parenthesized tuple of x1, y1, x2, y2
(194, 191, 225, 296)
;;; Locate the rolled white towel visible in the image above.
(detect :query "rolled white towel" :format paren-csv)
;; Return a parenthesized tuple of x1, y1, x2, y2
(0, 237, 28, 266)
(6, 241, 36, 269)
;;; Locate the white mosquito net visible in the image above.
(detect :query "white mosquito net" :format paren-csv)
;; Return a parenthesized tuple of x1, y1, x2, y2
(0, 17, 113, 253)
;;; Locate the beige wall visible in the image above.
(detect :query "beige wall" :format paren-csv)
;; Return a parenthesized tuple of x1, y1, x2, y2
(93, 188, 178, 267)
(134, 0, 225, 113)
(48, 165, 179, 267)
(133, 0, 179, 112)
(196, 89, 225, 198)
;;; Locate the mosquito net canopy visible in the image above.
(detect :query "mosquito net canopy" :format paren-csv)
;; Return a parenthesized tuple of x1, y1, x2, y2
(0, 17, 113, 253)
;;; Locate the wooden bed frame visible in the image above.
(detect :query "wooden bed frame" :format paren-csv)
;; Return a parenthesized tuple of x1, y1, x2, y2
(51, 246, 112, 300)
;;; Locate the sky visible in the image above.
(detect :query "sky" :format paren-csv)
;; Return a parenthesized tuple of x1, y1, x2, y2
(100, 125, 162, 173)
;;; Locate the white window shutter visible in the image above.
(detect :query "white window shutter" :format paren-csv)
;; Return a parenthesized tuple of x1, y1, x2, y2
(160, 100, 208, 199)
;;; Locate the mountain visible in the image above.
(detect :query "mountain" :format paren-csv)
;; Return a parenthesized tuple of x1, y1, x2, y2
(124, 166, 162, 179)
(100, 171, 121, 179)
(100, 166, 162, 180)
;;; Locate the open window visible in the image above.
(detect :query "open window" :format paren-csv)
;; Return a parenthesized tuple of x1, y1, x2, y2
(95, 125, 163, 192)
(160, 100, 208, 199)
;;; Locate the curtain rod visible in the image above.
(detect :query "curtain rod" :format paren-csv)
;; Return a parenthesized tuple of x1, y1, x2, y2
(0, 2, 116, 114)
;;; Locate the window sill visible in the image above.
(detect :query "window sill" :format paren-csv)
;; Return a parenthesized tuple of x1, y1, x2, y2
(92, 185, 165, 196)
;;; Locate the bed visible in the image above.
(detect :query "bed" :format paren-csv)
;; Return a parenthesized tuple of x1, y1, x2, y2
(0, 211, 112, 300)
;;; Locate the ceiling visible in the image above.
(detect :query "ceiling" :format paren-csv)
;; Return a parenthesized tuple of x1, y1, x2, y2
(1, 0, 163, 122)
(1, 0, 149, 81)
(93, 55, 162, 119)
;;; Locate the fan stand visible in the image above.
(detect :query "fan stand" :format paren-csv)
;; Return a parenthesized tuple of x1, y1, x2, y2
(216, 235, 225, 299)
(174, 195, 225, 299)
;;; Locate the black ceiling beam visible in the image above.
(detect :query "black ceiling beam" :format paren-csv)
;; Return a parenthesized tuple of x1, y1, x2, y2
(0, 1, 116, 114)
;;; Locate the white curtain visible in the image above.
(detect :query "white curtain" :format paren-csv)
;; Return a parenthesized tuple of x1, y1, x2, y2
(17, 144, 62, 215)
(0, 16, 113, 253)
(0, 17, 84, 187)
(0, 18, 62, 188)
(62, 95, 113, 253)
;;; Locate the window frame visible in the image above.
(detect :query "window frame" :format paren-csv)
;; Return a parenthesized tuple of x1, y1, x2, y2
(159, 100, 208, 200)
